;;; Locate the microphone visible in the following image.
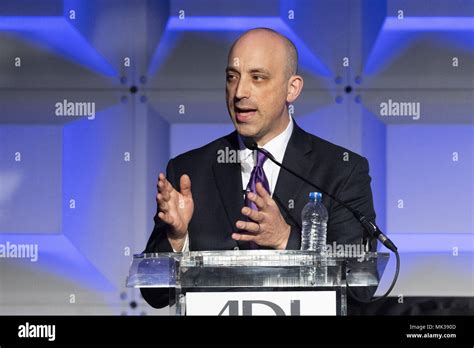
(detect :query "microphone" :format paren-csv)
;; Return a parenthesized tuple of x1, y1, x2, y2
(242, 137, 397, 252)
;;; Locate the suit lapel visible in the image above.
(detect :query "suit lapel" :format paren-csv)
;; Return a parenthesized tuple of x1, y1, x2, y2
(212, 124, 314, 248)
(273, 122, 315, 227)
(212, 133, 249, 248)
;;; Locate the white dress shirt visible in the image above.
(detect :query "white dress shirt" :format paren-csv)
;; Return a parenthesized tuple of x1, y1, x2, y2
(238, 116, 294, 195)
(174, 116, 294, 252)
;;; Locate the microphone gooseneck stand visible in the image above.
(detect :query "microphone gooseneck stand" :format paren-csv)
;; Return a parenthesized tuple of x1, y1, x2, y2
(244, 140, 400, 304)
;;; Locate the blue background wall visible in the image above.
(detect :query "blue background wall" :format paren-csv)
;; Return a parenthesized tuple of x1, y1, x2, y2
(0, 0, 472, 314)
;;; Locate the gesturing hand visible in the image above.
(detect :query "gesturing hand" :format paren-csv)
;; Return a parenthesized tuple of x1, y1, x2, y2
(156, 173, 194, 250)
(232, 182, 291, 250)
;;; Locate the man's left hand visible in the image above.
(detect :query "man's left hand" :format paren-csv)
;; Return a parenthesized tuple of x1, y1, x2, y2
(232, 182, 291, 250)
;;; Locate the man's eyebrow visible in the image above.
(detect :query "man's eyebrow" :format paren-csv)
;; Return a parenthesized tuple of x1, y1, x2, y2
(226, 67, 239, 73)
(248, 68, 271, 75)
(225, 67, 271, 75)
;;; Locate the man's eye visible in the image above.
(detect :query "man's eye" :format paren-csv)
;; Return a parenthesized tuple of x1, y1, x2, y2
(253, 75, 265, 81)
(227, 75, 237, 81)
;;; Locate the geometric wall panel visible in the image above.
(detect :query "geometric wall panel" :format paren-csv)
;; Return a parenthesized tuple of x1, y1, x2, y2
(0, 125, 62, 233)
(1, 0, 473, 315)
(387, 124, 473, 234)
(170, 123, 234, 157)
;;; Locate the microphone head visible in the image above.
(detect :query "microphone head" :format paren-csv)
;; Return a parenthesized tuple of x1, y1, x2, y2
(242, 137, 258, 151)
(242, 137, 276, 162)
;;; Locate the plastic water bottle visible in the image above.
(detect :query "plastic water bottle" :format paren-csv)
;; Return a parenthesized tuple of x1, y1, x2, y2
(300, 192, 328, 254)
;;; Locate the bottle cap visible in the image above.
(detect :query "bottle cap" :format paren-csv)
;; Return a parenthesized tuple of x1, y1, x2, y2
(309, 192, 322, 202)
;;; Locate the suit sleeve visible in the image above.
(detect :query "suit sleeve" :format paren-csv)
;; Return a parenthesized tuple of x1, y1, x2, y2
(285, 224, 302, 250)
(328, 157, 376, 248)
(144, 160, 179, 253)
(328, 157, 379, 303)
(140, 159, 178, 309)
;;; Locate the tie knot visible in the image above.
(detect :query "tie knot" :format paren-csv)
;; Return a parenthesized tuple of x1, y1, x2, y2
(255, 151, 267, 167)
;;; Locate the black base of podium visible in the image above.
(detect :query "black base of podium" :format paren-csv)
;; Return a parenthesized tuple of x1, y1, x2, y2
(349, 296, 474, 316)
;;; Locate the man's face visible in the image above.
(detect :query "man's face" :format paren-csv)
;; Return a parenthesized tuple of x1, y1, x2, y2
(226, 32, 290, 145)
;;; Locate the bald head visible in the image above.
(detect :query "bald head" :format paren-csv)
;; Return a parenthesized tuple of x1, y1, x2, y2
(225, 27, 304, 146)
(228, 28, 298, 78)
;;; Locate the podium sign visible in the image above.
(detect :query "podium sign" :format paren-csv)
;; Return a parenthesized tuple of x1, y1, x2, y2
(186, 291, 337, 316)
(127, 250, 389, 316)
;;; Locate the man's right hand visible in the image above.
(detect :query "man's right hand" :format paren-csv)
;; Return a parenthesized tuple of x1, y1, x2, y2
(156, 173, 194, 251)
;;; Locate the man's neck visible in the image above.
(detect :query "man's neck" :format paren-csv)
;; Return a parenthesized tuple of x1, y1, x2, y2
(255, 115, 291, 146)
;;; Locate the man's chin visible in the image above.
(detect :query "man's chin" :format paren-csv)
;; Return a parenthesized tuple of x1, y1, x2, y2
(235, 124, 259, 139)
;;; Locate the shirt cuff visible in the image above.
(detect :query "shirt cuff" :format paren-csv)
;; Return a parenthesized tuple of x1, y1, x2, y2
(172, 233, 189, 252)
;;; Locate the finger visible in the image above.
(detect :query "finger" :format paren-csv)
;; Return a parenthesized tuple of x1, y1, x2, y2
(160, 187, 171, 201)
(246, 191, 266, 210)
(232, 232, 257, 242)
(157, 193, 170, 205)
(158, 211, 174, 225)
(157, 177, 171, 194)
(157, 173, 166, 189)
(156, 173, 163, 186)
(162, 176, 174, 193)
(158, 198, 168, 211)
(157, 178, 164, 192)
(235, 220, 260, 233)
(157, 182, 167, 197)
(241, 206, 264, 222)
(180, 174, 193, 198)
(255, 182, 271, 201)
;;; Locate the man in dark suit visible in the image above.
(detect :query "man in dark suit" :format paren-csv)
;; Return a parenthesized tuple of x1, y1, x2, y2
(142, 28, 376, 308)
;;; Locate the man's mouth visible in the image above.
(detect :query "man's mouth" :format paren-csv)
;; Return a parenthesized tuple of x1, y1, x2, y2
(235, 106, 257, 122)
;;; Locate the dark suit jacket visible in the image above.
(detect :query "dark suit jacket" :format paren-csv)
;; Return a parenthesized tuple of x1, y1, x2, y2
(141, 121, 376, 308)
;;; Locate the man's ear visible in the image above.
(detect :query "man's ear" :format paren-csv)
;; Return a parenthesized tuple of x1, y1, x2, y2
(286, 75, 304, 103)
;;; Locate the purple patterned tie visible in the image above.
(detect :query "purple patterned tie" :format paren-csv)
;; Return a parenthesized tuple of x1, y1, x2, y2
(245, 151, 271, 208)
(244, 151, 270, 248)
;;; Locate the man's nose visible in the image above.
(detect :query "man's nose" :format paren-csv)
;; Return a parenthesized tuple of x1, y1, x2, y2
(235, 77, 250, 100)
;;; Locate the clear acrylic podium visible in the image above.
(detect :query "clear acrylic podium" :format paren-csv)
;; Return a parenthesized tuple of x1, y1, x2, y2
(127, 250, 389, 316)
